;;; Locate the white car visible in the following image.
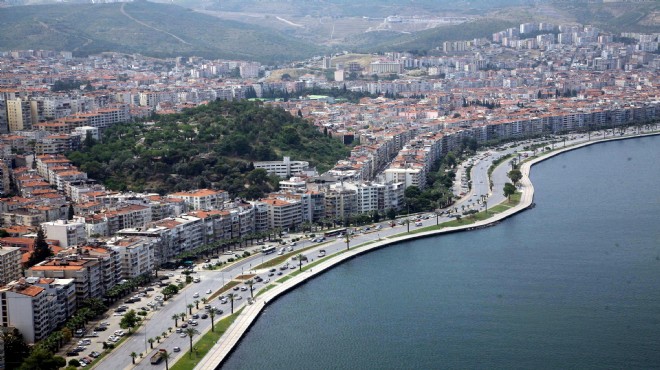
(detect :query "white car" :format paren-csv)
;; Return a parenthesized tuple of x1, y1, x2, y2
(193, 292, 199, 298)
(206, 289, 212, 294)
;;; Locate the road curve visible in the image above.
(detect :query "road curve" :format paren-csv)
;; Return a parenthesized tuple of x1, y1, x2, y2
(194, 131, 660, 370)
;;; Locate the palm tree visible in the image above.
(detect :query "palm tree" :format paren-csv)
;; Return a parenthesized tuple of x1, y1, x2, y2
(130, 352, 138, 365)
(227, 293, 236, 314)
(162, 350, 172, 370)
(296, 254, 308, 271)
(344, 233, 350, 250)
(156, 335, 161, 343)
(201, 297, 208, 305)
(184, 327, 200, 358)
(209, 308, 217, 332)
(148, 338, 155, 349)
(194, 299, 200, 310)
(187, 304, 194, 315)
(172, 314, 179, 327)
(245, 280, 255, 298)
(179, 312, 186, 322)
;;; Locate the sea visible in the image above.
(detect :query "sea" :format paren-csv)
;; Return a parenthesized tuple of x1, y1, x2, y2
(222, 135, 660, 370)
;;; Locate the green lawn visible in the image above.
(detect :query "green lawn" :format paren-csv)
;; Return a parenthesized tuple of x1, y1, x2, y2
(207, 281, 239, 301)
(169, 309, 244, 370)
(254, 243, 324, 269)
(255, 284, 276, 297)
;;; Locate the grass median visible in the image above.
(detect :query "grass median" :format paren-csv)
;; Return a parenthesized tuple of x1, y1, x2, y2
(169, 308, 244, 370)
(254, 243, 327, 269)
(208, 281, 240, 301)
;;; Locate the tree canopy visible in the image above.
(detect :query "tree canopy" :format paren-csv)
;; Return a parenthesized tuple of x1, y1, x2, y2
(67, 100, 350, 198)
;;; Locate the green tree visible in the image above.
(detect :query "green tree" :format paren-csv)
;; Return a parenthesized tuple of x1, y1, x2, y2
(187, 304, 194, 315)
(148, 337, 155, 349)
(67, 204, 75, 220)
(184, 327, 200, 358)
(508, 169, 522, 185)
(19, 348, 65, 370)
(130, 352, 137, 365)
(386, 208, 397, 221)
(27, 227, 53, 267)
(2, 328, 30, 370)
(245, 280, 255, 298)
(503, 182, 517, 201)
(227, 293, 236, 314)
(296, 254, 308, 270)
(119, 309, 139, 333)
(209, 308, 217, 332)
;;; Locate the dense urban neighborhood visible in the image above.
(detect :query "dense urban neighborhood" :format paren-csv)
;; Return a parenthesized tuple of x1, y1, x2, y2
(0, 19, 658, 369)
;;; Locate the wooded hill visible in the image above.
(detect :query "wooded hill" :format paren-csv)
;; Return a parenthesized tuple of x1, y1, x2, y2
(67, 100, 350, 198)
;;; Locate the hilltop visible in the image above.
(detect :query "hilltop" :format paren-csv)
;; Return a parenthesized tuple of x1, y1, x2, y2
(66, 100, 351, 197)
(0, 1, 320, 63)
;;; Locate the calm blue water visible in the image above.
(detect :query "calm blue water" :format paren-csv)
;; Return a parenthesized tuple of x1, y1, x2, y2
(223, 136, 660, 370)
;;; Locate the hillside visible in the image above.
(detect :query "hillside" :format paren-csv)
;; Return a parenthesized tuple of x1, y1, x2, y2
(0, 1, 320, 62)
(66, 100, 350, 197)
(352, 19, 517, 53)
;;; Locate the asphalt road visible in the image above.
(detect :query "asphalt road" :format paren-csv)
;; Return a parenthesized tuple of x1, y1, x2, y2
(92, 128, 652, 369)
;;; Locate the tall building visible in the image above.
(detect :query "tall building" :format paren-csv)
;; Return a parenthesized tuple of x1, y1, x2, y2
(0, 246, 21, 286)
(6, 99, 37, 132)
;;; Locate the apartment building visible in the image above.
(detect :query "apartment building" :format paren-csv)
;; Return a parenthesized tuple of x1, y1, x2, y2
(254, 157, 311, 178)
(106, 237, 155, 279)
(41, 219, 87, 248)
(169, 189, 229, 211)
(259, 198, 302, 231)
(0, 246, 21, 286)
(27, 256, 107, 301)
(0, 280, 51, 343)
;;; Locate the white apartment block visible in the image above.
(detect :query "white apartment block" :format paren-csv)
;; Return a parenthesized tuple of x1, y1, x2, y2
(42, 219, 87, 248)
(169, 189, 229, 211)
(0, 280, 52, 343)
(0, 246, 21, 286)
(107, 237, 155, 279)
(254, 157, 310, 178)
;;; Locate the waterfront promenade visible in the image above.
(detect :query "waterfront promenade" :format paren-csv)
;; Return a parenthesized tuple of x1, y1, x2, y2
(194, 131, 659, 370)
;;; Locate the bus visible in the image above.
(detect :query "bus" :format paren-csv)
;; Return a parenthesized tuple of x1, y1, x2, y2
(324, 228, 347, 238)
(261, 246, 277, 255)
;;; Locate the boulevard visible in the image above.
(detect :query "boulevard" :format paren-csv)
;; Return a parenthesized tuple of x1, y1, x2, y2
(91, 127, 655, 370)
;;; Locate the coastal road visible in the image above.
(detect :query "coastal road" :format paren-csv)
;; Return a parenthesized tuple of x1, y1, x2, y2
(95, 129, 651, 369)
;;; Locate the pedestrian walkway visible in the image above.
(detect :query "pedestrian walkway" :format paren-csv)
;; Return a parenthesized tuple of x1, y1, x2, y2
(194, 132, 660, 370)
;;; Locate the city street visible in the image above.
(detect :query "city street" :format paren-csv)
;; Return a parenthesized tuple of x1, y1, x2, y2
(92, 129, 650, 369)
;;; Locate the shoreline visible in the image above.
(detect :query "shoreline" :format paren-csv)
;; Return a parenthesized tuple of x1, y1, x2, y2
(194, 131, 660, 370)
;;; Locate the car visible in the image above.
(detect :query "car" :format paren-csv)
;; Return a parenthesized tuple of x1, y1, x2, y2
(269, 268, 276, 273)
(187, 319, 194, 324)
(114, 330, 125, 336)
(67, 352, 79, 357)
(268, 272, 274, 277)
(220, 299, 227, 304)
(240, 286, 247, 291)
(180, 323, 188, 328)
(113, 312, 124, 316)
(204, 304, 211, 310)
(94, 326, 107, 331)
(192, 314, 199, 319)
(89, 351, 100, 358)
(233, 286, 240, 291)
(146, 287, 155, 291)
(191, 321, 198, 326)
(180, 333, 187, 338)
(201, 314, 208, 319)
(206, 289, 212, 294)
(172, 347, 181, 352)
(175, 328, 182, 333)
(235, 296, 242, 300)
(277, 271, 283, 275)
(192, 292, 199, 298)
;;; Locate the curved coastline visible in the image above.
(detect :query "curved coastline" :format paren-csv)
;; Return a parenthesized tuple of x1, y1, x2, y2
(195, 131, 660, 370)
